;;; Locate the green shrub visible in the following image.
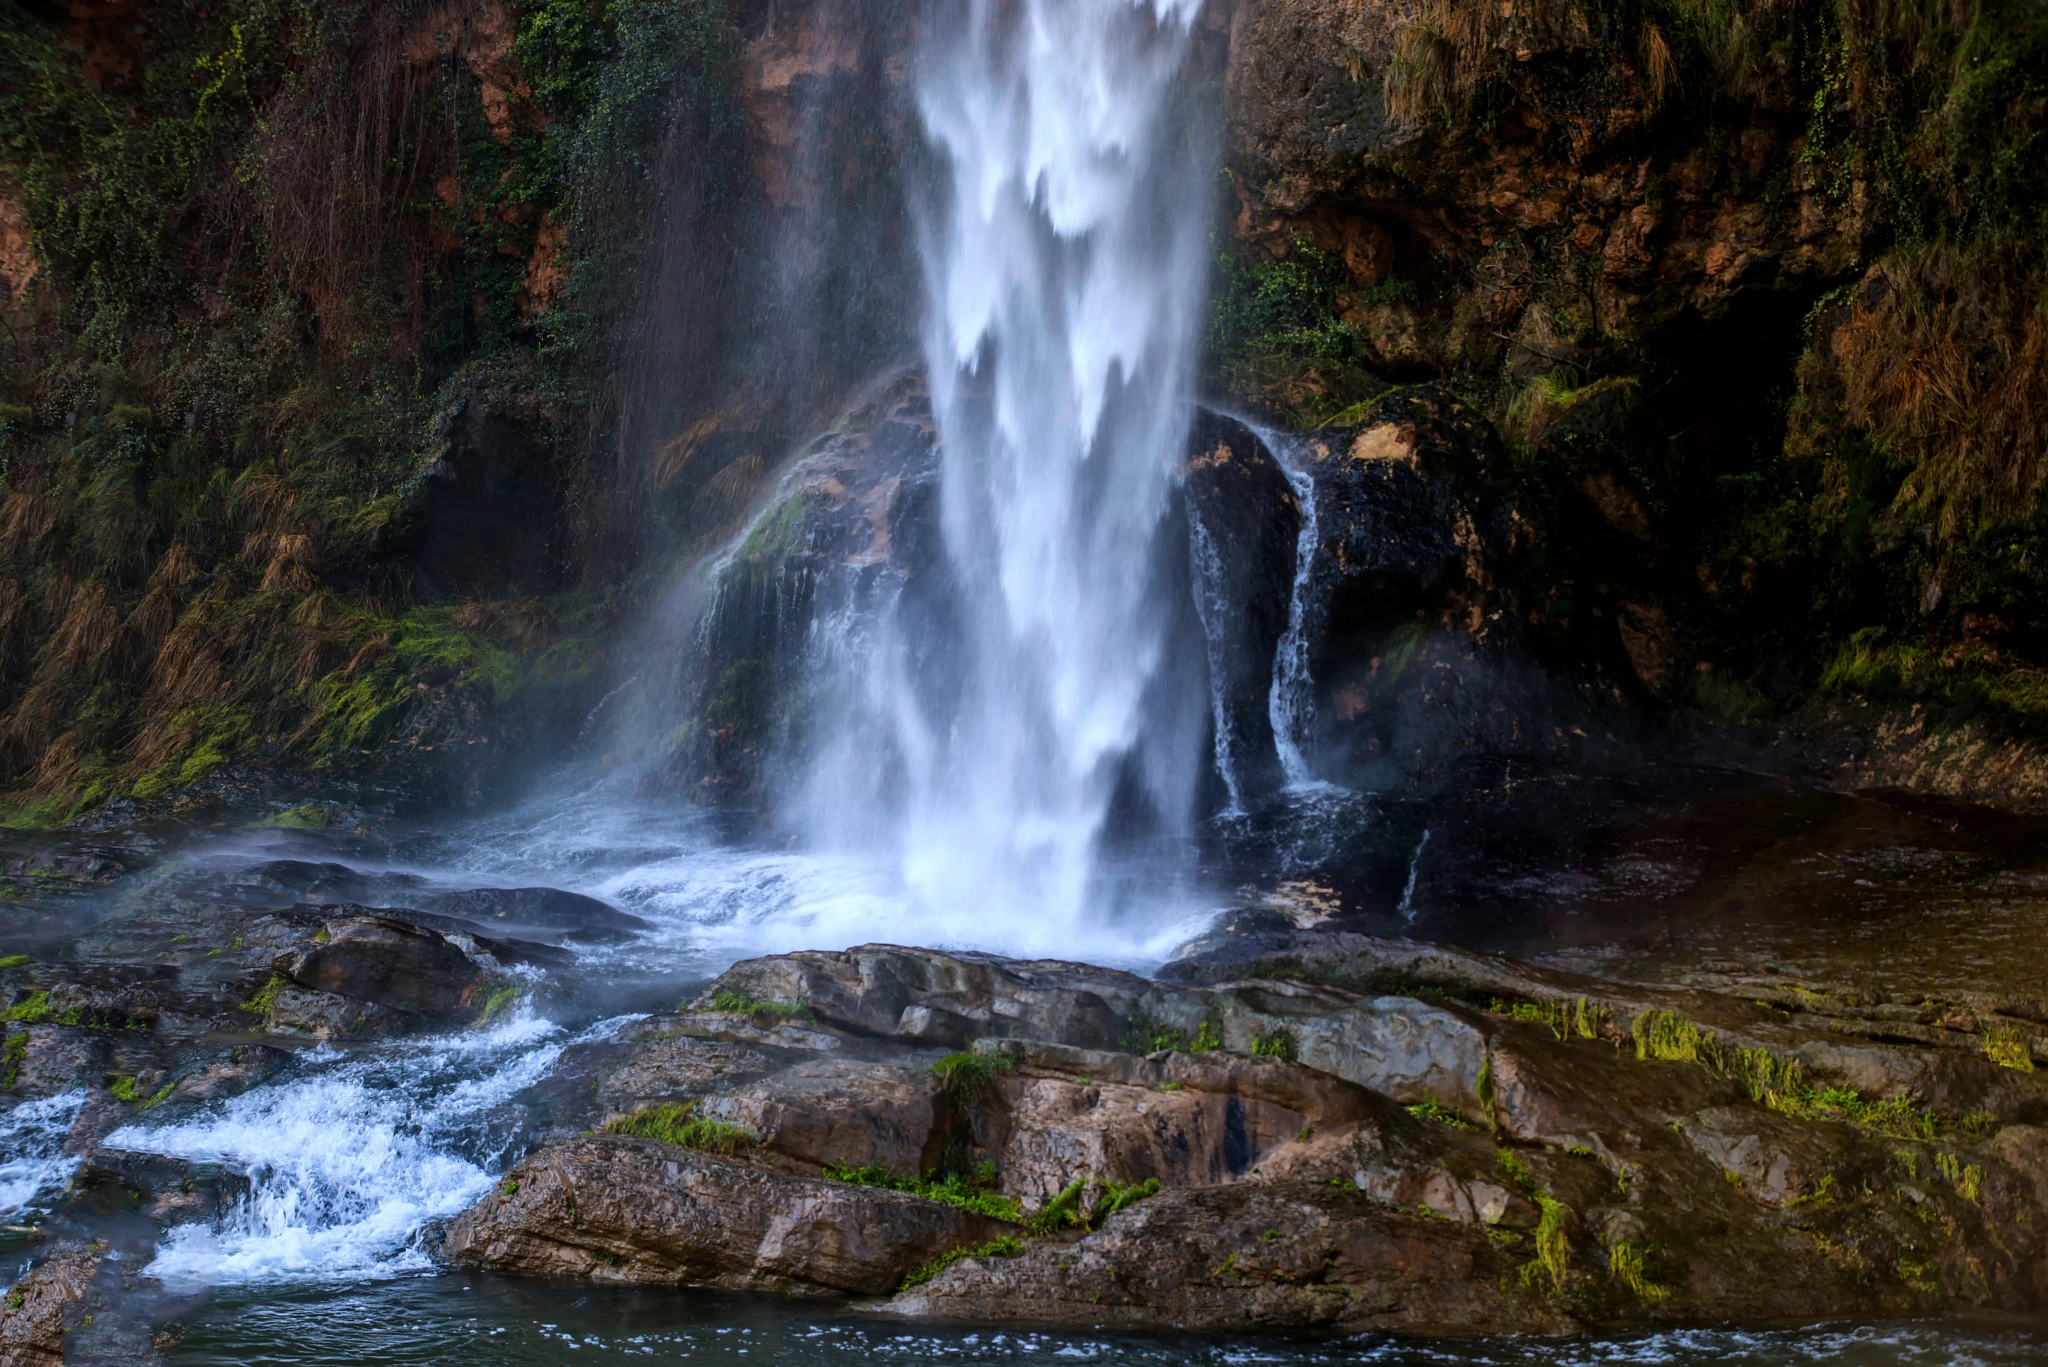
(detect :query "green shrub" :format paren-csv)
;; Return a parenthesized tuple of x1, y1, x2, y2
(899, 1235, 1023, 1291)
(603, 1104, 752, 1155)
(931, 1050, 1016, 1104)
(820, 1161, 1022, 1223)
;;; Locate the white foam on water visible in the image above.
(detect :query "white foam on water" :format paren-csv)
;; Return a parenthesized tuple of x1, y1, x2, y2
(0, 1090, 85, 1218)
(108, 1013, 579, 1287)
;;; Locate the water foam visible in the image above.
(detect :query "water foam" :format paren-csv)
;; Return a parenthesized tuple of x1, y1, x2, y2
(109, 1015, 572, 1287)
(0, 1090, 85, 1219)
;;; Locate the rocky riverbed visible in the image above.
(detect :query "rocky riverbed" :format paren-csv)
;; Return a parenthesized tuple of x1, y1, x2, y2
(0, 815, 2044, 1360)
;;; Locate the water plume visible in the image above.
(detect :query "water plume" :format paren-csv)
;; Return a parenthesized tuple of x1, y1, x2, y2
(796, 0, 1217, 937)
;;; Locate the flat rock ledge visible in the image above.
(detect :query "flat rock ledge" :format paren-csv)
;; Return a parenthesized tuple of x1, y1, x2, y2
(442, 936, 2048, 1336)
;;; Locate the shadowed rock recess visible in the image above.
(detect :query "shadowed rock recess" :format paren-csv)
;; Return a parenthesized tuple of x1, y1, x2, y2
(439, 937, 2048, 1333)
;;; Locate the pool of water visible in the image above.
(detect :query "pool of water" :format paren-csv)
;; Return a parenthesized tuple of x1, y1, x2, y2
(166, 1276, 2048, 1366)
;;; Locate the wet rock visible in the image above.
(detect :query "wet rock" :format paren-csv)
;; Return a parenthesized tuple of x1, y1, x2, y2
(890, 1180, 1571, 1334)
(600, 1036, 777, 1110)
(1793, 1039, 2039, 1121)
(0, 1241, 105, 1367)
(63, 1150, 249, 1228)
(702, 1058, 940, 1176)
(262, 984, 425, 1041)
(702, 946, 1153, 1051)
(1182, 410, 1302, 803)
(384, 371, 574, 598)
(1147, 980, 1494, 1119)
(973, 1042, 1365, 1205)
(145, 1044, 294, 1117)
(274, 915, 488, 1022)
(444, 1136, 1016, 1295)
(419, 886, 651, 943)
(1681, 1107, 1821, 1207)
(664, 372, 943, 818)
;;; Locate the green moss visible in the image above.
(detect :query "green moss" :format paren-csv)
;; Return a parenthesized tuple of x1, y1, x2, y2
(256, 804, 332, 831)
(1494, 995, 1604, 1042)
(474, 983, 522, 1027)
(1521, 1194, 1573, 1295)
(899, 1234, 1024, 1291)
(1609, 1241, 1670, 1302)
(1497, 1148, 1538, 1194)
(1632, 1009, 1719, 1065)
(108, 1074, 142, 1103)
(2, 1032, 27, 1089)
(704, 988, 810, 1022)
(603, 1104, 752, 1155)
(240, 974, 288, 1017)
(0, 956, 32, 970)
(1984, 1021, 2036, 1072)
(3, 992, 51, 1024)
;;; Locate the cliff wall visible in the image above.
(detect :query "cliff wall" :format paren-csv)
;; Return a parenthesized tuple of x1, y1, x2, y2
(0, 0, 2042, 818)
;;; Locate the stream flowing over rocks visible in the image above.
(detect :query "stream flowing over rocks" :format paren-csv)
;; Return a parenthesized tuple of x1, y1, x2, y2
(0, 810, 2045, 1361)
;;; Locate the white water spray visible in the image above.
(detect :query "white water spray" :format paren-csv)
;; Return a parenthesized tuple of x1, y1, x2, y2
(800, 0, 1216, 932)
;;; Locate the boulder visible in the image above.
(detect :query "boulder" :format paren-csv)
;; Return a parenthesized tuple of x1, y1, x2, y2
(274, 915, 487, 1022)
(420, 887, 652, 942)
(444, 1136, 1016, 1295)
(702, 945, 1153, 1051)
(0, 1242, 105, 1367)
(889, 1181, 1572, 1334)
(700, 1059, 939, 1176)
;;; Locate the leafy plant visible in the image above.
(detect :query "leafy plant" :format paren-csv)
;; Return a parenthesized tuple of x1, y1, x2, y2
(604, 1104, 752, 1155)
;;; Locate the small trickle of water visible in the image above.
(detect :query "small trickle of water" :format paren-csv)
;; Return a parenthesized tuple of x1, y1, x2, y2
(1399, 828, 1432, 922)
(1268, 453, 1322, 789)
(0, 1090, 84, 1219)
(1187, 513, 1245, 817)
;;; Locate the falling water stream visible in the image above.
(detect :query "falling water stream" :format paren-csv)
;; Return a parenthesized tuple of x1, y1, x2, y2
(796, 0, 1216, 934)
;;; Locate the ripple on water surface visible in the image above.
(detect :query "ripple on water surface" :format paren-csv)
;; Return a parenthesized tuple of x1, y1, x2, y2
(167, 1277, 2048, 1366)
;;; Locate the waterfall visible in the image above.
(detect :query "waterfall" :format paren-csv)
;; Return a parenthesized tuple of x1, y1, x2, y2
(1268, 456, 1322, 788)
(796, 0, 1216, 935)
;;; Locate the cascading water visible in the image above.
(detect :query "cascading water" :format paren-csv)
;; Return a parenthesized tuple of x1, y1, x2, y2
(795, 0, 1219, 934)
(1267, 453, 1323, 790)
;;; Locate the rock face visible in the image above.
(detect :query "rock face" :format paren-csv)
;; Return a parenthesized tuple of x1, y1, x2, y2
(444, 1138, 1015, 1295)
(1183, 409, 1303, 803)
(445, 934, 2048, 1333)
(0, 1242, 105, 1367)
(893, 1181, 1570, 1335)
